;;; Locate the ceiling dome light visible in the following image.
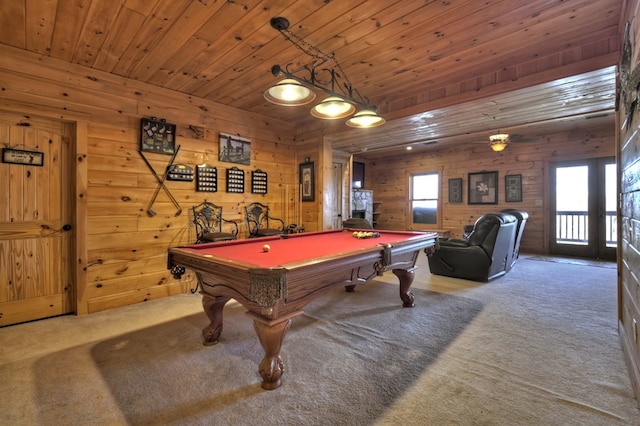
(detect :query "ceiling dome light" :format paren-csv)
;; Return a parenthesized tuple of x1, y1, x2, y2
(345, 109, 386, 128)
(310, 96, 355, 119)
(264, 79, 316, 106)
(489, 141, 508, 152)
(489, 133, 509, 152)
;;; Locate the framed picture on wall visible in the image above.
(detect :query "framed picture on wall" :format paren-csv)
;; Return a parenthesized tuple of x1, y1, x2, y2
(300, 161, 315, 202)
(448, 178, 463, 203)
(468, 171, 498, 204)
(505, 174, 523, 202)
(219, 133, 251, 165)
(140, 117, 176, 155)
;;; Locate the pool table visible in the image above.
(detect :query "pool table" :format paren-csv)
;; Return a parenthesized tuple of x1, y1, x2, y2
(168, 229, 438, 389)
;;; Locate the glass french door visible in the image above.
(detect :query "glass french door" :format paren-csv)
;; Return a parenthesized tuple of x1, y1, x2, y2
(549, 157, 617, 260)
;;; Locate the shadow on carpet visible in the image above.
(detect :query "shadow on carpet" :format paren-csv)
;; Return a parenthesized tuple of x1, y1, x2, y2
(34, 282, 482, 425)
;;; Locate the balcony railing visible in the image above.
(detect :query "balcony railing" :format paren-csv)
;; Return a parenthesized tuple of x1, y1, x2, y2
(556, 210, 617, 246)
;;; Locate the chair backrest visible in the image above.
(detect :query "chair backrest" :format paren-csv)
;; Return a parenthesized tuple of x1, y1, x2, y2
(467, 212, 518, 277)
(501, 209, 529, 269)
(244, 202, 281, 237)
(193, 201, 236, 243)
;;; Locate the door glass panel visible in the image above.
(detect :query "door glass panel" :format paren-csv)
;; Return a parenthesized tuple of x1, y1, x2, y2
(551, 158, 616, 260)
(555, 166, 588, 245)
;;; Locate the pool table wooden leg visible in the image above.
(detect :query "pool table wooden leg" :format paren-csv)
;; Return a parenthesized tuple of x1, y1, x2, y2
(247, 311, 304, 390)
(393, 267, 416, 308)
(201, 294, 231, 345)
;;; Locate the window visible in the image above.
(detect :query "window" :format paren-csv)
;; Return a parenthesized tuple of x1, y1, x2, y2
(410, 173, 439, 226)
(352, 162, 365, 188)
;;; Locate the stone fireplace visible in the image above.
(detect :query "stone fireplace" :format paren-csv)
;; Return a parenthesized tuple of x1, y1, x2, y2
(351, 189, 373, 224)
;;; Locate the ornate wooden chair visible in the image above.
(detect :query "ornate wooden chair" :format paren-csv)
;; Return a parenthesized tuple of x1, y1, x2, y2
(192, 201, 238, 243)
(244, 202, 285, 238)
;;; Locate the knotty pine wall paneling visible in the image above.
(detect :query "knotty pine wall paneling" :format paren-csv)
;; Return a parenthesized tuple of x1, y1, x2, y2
(293, 132, 324, 233)
(0, 44, 298, 316)
(619, 0, 640, 403)
(364, 125, 615, 256)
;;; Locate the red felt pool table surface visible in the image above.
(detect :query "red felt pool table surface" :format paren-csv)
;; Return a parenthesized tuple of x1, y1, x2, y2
(176, 229, 430, 268)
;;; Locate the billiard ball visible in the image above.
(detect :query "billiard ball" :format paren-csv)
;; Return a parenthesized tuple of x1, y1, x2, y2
(262, 244, 270, 252)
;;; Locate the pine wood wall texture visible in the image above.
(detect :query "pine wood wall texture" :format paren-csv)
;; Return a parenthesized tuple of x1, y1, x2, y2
(0, 44, 300, 315)
(359, 124, 615, 255)
(619, 0, 640, 403)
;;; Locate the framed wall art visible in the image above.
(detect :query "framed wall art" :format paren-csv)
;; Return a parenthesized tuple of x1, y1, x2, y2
(505, 174, 523, 202)
(300, 161, 315, 202)
(140, 117, 176, 155)
(448, 178, 463, 203)
(468, 171, 498, 205)
(219, 133, 251, 165)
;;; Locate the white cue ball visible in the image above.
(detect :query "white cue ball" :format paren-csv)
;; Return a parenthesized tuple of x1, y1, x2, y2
(262, 244, 270, 252)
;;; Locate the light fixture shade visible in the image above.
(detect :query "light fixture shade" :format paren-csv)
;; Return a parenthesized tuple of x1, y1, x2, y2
(345, 109, 386, 128)
(489, 141, 508, 152)
(264, 79, 316, 106)
(310, 96, 355, 119)
(489, 133, 509, 152)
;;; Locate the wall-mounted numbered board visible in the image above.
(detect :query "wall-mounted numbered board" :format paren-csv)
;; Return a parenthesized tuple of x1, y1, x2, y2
(167, 164, 194, 181)
(226, 167, 245, 193)
(196, 164, 217, 192)
(140, 117, 176, 155)
(251, 169, 268, 194)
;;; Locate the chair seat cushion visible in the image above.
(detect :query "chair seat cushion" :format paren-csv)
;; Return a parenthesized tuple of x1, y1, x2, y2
(255, 229, 283, 237)
(202, 232, 237, 242)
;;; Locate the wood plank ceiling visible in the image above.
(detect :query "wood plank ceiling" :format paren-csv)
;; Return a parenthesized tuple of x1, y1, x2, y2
(0, 0, 622, 156)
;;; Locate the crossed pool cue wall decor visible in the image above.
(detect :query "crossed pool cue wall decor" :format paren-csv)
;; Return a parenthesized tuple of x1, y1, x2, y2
(138, 145, 182, 216)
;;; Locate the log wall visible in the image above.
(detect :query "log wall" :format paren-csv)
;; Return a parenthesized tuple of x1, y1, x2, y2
(359, 124, 615, 255)
(619, 0, 640, 404)
(0, 44, 298, 315)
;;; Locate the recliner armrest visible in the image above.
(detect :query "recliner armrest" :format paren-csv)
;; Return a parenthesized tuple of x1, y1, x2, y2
(439, 238, 470, 248)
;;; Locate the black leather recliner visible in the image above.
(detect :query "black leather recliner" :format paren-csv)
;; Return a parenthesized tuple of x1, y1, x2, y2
(501, 209, 529, 271)
(428, 212, 518, 282)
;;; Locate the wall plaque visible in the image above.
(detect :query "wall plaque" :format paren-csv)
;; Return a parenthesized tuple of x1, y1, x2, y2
(2, 148, 44, 166)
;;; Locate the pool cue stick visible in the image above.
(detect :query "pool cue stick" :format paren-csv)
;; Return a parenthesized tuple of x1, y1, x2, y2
(284, 185, 288, 225)
(298, 184, 302, 226)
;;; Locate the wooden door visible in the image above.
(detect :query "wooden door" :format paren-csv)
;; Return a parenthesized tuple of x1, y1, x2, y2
(0, 113, 74, 326)
(331, 162, 343, 229)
